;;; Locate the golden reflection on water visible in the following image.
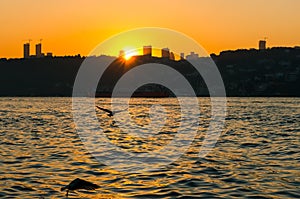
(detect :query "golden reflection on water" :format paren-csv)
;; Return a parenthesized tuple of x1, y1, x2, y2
(0, 97, 299, 198)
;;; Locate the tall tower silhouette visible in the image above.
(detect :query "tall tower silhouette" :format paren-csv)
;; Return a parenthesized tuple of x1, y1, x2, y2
(180, 53, 185, 60)
(161, 48, 170, 58)
(143, 45, 152, 56)
(259, 39, 266, 50)
(36, 43, 42, 57)
(23, 43, 30, 58)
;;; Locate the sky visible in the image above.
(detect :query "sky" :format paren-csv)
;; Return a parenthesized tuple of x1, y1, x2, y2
(0, 0, 300, 58)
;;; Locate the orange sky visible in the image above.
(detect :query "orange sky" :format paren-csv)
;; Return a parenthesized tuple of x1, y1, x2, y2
(0, 0, 300, 58)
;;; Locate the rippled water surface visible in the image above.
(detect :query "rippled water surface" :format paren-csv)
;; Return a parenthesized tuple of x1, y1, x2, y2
(0, 97, 299, 198)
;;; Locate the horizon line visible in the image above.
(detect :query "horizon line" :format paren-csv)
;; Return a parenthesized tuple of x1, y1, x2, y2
(2, 45, 300, 59)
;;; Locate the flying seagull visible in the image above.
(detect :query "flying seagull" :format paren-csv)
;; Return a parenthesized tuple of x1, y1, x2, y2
(96, 105, 127, 117)
(61, 178, 100, 197)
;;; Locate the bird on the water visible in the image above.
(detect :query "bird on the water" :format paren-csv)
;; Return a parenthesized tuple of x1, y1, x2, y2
(96, 105, 127, 117)
(61, 178, 100, 197)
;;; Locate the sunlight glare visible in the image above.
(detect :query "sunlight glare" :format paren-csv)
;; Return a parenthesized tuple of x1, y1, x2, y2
(124, 49, 138, 60)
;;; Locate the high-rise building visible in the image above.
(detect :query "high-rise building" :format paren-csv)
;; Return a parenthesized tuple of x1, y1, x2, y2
(23, 43, 30, 58)
(259, 40, 266, 50)
(180, 53, 185, 60)
(161, 48, 170, 58)
(170, 52, 175, 60)
(36, 43, 42, 57)
(143, 45, 152, 56)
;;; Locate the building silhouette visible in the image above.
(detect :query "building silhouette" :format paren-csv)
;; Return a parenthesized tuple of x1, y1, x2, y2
(119, 50, 125, 57)
(36, 43, 42, 57)
(259, 40, 266, 50)
(186, 52, 199, 60)
(170, 52, 175, 60)
(22, 41, 54, 58)
(143, 45, 152, 56)
(161, 48, 170, 58)
(180, 53, 185, 60)
(46, 52, 53, 57)
(23, 43, 30, 58)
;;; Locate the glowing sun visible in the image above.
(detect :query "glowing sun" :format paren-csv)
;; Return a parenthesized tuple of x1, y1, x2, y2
(124, 50, 138, 60)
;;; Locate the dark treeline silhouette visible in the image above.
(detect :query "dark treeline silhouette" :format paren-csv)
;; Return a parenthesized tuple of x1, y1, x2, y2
(211, 47, 300, 96)
(0, 56, 82, 96)
(0, 47, 299, 97)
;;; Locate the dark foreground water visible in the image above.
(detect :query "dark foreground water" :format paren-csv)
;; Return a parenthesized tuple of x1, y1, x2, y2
(0, 97, 299, 198)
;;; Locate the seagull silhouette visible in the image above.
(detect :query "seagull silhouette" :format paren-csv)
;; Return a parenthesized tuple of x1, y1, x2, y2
(96, 106, 127, 117)
(61, 178, 100, 197)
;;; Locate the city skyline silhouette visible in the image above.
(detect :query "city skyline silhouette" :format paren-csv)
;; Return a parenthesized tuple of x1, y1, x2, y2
(1, 0, 300, 58)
